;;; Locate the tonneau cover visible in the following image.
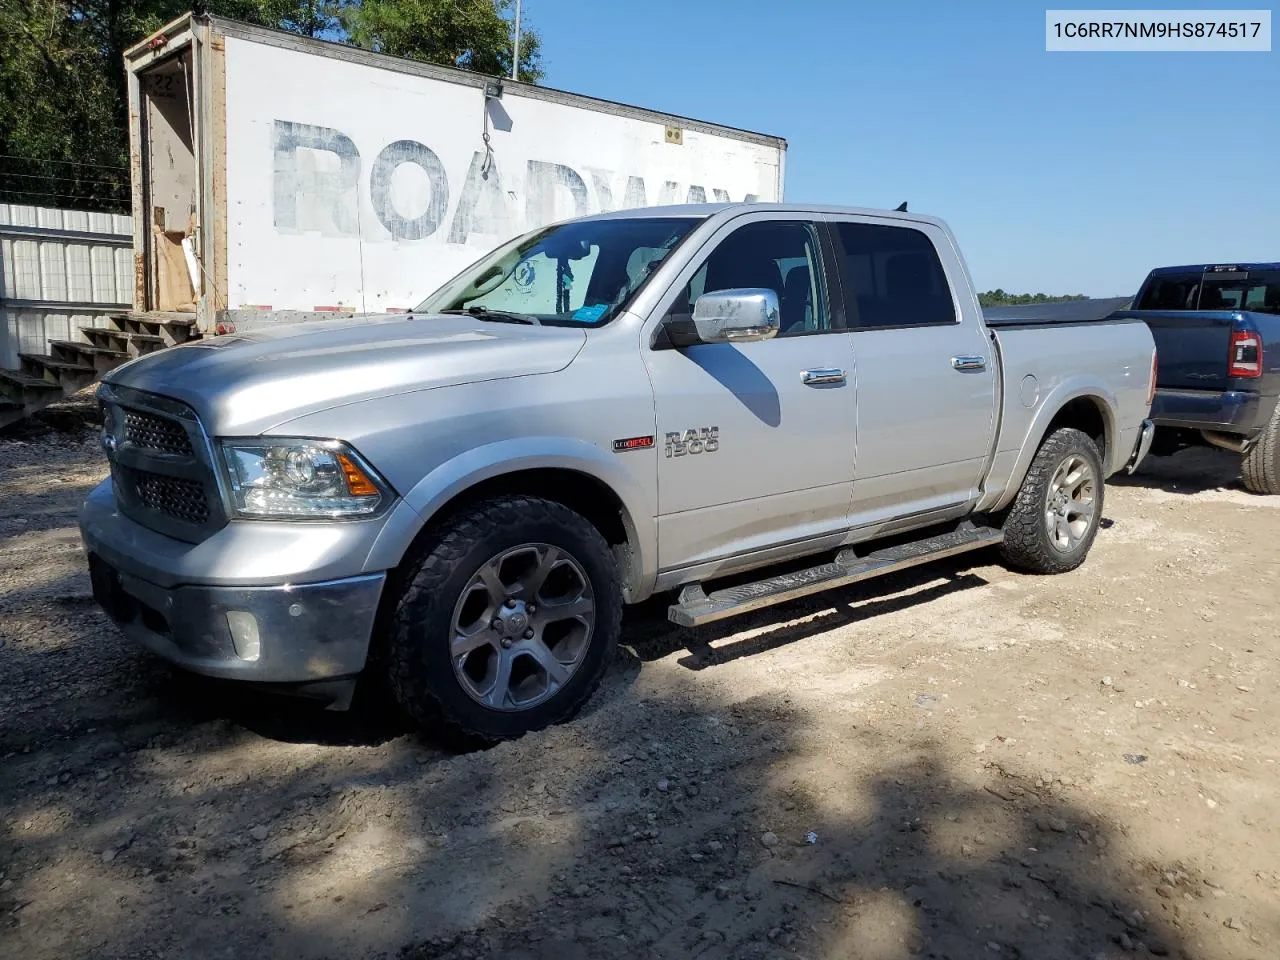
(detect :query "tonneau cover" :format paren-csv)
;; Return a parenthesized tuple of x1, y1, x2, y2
(982, 297, 1133, 328)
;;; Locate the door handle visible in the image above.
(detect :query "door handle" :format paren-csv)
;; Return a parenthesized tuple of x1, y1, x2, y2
(951, 355, 986, 371)
(802, 368, 846, 386)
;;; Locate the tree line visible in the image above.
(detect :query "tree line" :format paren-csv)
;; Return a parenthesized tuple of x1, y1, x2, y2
(0, 0, 541, 212)
(977, 290, 1090, 307)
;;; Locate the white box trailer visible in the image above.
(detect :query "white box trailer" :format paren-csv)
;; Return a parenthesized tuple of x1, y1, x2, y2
(124, 14, 787, 332)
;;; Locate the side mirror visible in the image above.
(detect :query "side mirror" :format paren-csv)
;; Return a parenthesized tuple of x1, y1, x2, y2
(682, 288, 780, 345)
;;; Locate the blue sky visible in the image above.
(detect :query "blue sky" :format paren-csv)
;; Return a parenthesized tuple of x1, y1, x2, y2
(527, 0, 1277, 296)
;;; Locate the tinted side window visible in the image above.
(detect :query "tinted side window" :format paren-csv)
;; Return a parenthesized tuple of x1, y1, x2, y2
(667, 221, 832, 336)
(1136, 273, 1201, 310)
(831, 223, 956, 328)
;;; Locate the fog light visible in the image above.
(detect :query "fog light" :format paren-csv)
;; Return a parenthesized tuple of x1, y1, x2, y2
(226, 611, 261, 661)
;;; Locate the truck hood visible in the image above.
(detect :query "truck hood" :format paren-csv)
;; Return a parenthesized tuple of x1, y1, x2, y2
(103, 313, 587, 434)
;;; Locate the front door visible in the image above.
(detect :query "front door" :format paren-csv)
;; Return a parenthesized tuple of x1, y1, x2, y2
(643, 215, 857, 573)
(825, 215, 997, 528)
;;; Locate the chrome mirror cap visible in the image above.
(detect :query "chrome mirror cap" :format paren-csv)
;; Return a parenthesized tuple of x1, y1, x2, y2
(691, 288, 780, 343)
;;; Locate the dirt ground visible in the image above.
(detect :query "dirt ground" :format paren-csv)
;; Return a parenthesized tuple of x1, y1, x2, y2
(2, 398, 1277, 960)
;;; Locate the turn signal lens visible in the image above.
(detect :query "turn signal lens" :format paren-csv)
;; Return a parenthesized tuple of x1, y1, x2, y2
(337, 453, 380, 497)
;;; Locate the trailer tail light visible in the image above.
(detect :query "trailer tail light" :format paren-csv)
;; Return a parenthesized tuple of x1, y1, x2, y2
(1228, 330, 1262, 378)
(1148, 347, 1158, 406)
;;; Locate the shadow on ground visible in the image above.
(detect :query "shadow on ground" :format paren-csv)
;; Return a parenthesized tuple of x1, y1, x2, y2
(1112, 445, 1246, 495)
(0, 470, 1209, 959)
(1, 672, 1206, 960)
(403, 725, 1202, 960)
(623, 550, 996, 671)
(0, 396, 1255, 959)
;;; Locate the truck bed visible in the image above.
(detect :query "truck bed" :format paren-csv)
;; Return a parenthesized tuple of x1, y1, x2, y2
(981, 297, 1133, 328)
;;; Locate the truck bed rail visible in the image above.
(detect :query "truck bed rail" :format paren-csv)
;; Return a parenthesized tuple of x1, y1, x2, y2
(982, 297, 1133, 328)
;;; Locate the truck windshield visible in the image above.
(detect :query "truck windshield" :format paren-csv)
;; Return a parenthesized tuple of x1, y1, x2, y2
(415, 216, 700, 327)
(1138, 270, 1280, 314)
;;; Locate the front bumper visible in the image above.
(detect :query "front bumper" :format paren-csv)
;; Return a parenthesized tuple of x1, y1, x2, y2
(87, 552, 384, 683)
(1125, 418, 1155, 474)
(79, 478, 396, 684)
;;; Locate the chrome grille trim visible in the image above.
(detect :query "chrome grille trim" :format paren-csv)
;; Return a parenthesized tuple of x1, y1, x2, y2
(97, 382, 227, 543)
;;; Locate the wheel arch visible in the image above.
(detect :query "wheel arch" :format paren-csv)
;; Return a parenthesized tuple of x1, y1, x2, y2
(1045, 395, 1111, 464)
(366, 439, 655, 603)
(983, 384, 1119, 514)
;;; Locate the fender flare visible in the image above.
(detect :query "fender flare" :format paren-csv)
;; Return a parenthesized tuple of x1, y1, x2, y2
(367, 436, 657, 597)
(983, 379, 1119, 514)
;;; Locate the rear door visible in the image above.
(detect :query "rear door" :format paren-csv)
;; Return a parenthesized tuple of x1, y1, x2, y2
(825, 216, 997, 528)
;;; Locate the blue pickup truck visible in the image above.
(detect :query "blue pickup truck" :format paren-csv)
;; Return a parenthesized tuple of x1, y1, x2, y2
(1113, 263, 1280, 493)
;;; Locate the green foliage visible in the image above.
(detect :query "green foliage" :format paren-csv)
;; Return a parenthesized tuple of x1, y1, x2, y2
(0, 0, 134, 209)
(343, 0, 543, 82)
(0, 0, 543, 212)
(977, 289, 1090, 307)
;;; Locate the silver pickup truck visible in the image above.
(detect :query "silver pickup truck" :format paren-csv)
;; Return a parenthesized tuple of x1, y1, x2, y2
(80, 203, 1156, 743)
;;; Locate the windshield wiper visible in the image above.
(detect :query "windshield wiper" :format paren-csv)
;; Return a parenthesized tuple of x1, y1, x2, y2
(440, 307, 539, 325)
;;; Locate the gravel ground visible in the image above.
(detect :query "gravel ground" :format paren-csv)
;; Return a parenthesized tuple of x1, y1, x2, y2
(1, 398, 1277, 960)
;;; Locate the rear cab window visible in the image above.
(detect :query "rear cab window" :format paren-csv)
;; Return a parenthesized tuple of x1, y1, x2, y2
(1137, 267, 1280, 314)
(1205, 269, 1280, 314)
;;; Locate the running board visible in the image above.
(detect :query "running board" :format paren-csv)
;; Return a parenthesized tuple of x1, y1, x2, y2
(668, 523, 1004, 628)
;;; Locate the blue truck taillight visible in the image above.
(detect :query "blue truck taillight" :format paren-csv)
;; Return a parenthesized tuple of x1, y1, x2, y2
(1228, 330, 1262, 379)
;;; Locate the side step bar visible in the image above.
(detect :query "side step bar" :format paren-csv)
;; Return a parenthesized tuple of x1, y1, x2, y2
(668, 522, 1004, 628)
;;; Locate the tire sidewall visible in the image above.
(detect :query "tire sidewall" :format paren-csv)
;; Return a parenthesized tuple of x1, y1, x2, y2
(1242, 406, 1280, 494)
(1031, 432, 1104, 569)
(391, 501, 621, 741)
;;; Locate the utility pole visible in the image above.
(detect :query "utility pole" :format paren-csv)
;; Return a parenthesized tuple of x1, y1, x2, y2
(511, 0, 521, 80)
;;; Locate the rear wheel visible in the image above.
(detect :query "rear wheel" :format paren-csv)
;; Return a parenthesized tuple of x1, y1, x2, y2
(999, 427, 1104, 574)
(1241, 405, 1280, 494)
(387, 496, 622, 745)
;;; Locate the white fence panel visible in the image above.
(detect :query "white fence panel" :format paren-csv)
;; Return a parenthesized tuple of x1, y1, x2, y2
(0, 203, 133, 369)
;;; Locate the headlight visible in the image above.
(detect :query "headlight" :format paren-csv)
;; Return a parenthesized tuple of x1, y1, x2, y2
(219, 439, 392, 519)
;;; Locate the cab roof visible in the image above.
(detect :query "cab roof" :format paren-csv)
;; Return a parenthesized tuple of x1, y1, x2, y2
(1149, 262, 1280, 275)
(572, 202, 950, 231)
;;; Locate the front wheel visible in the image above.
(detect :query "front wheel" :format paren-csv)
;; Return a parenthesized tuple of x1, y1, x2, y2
(999, 427, 1104, 574)
(387, 496, 622, 745)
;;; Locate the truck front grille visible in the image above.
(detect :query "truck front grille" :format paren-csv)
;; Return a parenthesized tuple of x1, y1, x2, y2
(123, 409, 194, 456)
(99, 383, 226, 543)
(126, 468, 210, 525)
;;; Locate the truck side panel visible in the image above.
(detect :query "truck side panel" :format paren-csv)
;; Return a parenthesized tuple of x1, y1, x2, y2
(975, 319, 1155, 513)
(220, 35, 782, 315)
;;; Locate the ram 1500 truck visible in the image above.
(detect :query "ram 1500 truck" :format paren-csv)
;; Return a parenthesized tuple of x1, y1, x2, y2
(1112, 263, 1280, 493)
(79, 203, 1157, 743)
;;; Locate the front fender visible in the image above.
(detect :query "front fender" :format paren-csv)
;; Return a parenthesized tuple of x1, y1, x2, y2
(366, 436, 658, 599)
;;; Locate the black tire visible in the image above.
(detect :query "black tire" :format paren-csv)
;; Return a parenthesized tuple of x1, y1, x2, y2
(387, 495, 622, 745)
(999, 427, 1104, 575)
(1241, 404, 1280, 494)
